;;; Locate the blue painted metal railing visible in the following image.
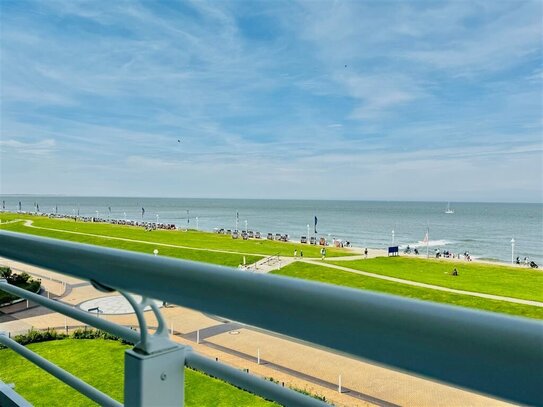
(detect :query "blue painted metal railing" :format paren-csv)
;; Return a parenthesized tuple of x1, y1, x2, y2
(0, 230, 542, 406)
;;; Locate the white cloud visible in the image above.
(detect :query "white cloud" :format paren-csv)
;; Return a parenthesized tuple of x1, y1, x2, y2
(0, 139, 56, 155)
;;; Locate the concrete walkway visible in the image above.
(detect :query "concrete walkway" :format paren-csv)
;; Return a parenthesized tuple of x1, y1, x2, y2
(302, 259, 543, 307)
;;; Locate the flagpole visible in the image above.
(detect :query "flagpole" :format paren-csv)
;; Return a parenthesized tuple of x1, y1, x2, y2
(426, 224, 429, 259)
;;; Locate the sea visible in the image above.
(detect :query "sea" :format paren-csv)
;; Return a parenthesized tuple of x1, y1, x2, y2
(2, 196, 542, 265)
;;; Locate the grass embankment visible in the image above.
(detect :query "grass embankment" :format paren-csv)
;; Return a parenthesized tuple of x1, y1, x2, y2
(328, 257, 543, 302)
(0, 214, 262, 267)
(0, 213, 352, 263)
(0, 339, 274, 406)
(273, 262, 543, 320)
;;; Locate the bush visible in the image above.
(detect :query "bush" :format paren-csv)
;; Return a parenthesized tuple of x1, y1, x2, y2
(0, 267, 41, 305)
(0, 328, 130, 349)
(0, 328, 67, 349)
(70, 327, 131, 344)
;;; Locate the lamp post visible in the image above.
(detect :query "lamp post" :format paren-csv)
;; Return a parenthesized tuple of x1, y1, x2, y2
(124, 212, 127, 221)
(307, 224, 310, 238)
(392, 229, 395, 245)
(511, 238, 515, 265)
(245, 220, 248, 233)
(156, 214, 159, 224)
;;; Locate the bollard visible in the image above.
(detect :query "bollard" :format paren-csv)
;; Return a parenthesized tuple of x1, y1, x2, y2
(338, 374, 342, 393)
(257, 348, 260, 365)
(196, 329, 200, 344)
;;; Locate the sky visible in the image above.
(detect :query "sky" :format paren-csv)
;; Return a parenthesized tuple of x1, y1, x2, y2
(0, 0, 542, 202)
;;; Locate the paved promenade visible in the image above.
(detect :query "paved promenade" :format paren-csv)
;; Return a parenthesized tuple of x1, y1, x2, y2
(0, 257, 513, 407)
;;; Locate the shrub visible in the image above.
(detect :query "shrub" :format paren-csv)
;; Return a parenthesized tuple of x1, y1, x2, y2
(11, 328, 67, 347)
(0, 267, 41, 305)
(70, 327, 130, 344)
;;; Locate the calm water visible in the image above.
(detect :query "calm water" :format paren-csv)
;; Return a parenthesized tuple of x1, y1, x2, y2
(2, 196, 542, 265)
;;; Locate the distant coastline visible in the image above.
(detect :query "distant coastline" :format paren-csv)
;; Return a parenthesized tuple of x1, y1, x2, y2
(1, 196, 542, 265)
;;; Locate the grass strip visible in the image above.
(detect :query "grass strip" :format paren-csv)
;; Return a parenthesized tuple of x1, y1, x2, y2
(273, 262, 543, 319)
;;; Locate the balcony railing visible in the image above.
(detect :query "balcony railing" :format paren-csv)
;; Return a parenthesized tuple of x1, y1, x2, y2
(0, 230, 541, 406)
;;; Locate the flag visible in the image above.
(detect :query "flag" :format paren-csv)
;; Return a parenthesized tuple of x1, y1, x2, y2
(314, 216, 318, 234)
(141, 207, 145, 218)
(55, 205, 58, 214)
(2, 200, 5, 210)
(236, 211, 239, 221)
(422, 230, 428, 244)
(37, 204, 40, 212)
(108, 206, 112, 213)
(18, 201, 21, 211)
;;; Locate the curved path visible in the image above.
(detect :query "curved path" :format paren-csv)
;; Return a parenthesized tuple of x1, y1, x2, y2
(302, 259, 543, 307)
(9, 219, 268, 258)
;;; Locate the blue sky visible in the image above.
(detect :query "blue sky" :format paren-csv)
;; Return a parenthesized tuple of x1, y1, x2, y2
(0, 0, 541, 202)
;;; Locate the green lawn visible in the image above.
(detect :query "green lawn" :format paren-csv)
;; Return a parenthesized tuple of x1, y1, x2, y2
(0, 213, 352, 260)
(327, 257, 543, 302)
(0, 216, 261, 268)
(273, 262, 543, 320)
(0, 339, 275, 406)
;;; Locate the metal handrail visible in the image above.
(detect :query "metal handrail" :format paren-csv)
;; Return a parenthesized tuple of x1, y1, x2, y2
(0, 230, 542, 405)
(0, 335, 122, 407)
(0, 281, 325, 407)
(0, 282, 139, 343)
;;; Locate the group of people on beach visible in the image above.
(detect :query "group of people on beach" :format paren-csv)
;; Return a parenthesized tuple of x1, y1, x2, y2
(516, 256, 538, 268)
(434, 249, 471, 261)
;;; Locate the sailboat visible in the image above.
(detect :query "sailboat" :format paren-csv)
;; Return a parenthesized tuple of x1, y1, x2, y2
(445, 202, 454, 214)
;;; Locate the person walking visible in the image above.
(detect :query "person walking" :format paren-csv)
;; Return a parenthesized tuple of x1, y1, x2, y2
(321, 247, 327, 260)
(364, 248, 368, 259)
(294, 249, 298, 257)
(300, 250, 303, 258)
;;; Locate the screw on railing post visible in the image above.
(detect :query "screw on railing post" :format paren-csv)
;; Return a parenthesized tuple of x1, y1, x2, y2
(338, 374, 342, 393)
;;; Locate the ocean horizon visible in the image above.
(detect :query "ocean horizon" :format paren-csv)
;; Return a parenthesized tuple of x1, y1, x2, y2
(2, 195, 542, 265)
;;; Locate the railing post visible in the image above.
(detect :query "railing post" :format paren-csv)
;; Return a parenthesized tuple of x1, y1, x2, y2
(124, 345, 186, 406)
